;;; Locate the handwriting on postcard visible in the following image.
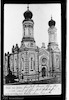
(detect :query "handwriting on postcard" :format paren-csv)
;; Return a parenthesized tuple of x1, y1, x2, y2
(4, 84, 61, 95)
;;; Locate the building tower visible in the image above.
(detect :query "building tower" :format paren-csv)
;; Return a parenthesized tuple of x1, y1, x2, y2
(48, 16, 57, 50)
(48, 17, 61, 76)
(19, 5, 39, 82)
(21, 5, 35, 49)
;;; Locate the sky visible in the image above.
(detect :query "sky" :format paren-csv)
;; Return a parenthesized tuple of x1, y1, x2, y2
(4, 4, 61, 53)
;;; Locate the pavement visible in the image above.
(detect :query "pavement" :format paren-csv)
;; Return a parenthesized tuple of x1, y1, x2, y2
(7, 76, 61, 85)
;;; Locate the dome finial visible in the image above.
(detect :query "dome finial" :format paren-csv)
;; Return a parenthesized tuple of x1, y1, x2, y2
(27, 4, 29, 10)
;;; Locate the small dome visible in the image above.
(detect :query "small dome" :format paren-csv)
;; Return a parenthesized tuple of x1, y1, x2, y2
(23, 6, 33, 19)
(48, 17, 56, 27)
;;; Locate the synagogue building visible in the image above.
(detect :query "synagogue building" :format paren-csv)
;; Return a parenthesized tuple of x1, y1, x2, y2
(4, 6, 61, 83)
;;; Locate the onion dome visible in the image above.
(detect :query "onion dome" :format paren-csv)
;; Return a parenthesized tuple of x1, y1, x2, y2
(23, 5, 33, 20)
(48, 16, 56, 27)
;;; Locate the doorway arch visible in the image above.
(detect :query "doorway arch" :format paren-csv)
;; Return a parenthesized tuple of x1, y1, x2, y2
(42, 67, 46, 77)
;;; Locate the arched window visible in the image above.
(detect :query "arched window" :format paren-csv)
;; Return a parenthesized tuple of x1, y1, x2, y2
(31, 57, 33, 70)
(56, 56, 59, 69)
(22, 58, 24, 70)
(21, 58, 24, 71)
(14, 58, 17, 72)
(42, 67, 46, 77)
(30, 55, 35, 71)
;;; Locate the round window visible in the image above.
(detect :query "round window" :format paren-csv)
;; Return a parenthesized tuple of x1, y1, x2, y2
(42, 58, 47, 65)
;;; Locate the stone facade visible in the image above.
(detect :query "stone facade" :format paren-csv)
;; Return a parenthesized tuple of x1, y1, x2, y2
(4, 7, 61, 83)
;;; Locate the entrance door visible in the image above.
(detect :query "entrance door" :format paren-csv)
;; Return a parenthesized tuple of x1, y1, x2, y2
(42, 67, 46, 77)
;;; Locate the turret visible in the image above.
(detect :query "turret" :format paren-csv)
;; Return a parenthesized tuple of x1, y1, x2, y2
(22, 5, 35, 42)
(48, 16, 57, 44)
